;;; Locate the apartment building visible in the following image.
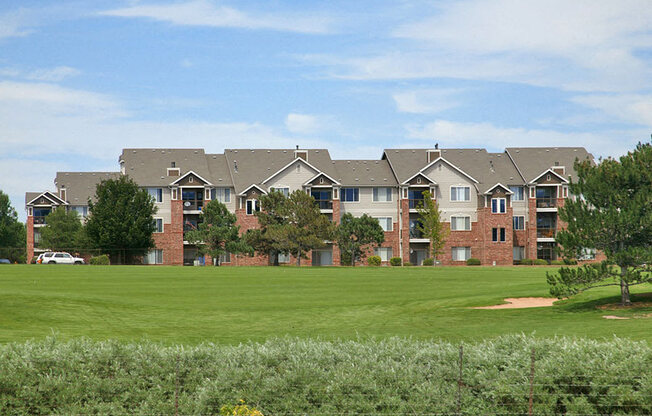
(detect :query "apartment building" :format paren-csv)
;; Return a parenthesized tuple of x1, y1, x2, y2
(25, 146, 595, 266)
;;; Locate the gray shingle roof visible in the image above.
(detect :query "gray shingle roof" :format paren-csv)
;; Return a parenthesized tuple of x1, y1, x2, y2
(331, 159, 397, 186)
(25, 192, 45, 205)
(120, 148, 213, 186)
(55, 172, 121, 205)
(506, 147, 594, 183)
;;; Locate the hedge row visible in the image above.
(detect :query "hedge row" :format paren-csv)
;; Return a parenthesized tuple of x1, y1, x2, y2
(1, 335, 651, 415)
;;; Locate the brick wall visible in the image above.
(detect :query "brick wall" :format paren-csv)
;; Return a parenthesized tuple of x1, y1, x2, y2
(26, 216, 34, 263)
(480, 206, 514, 265)
(154, 200, 184, 265)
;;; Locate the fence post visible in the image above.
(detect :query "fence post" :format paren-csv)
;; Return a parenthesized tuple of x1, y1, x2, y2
(457, 344, 463, 416)
(528, 347, 535, 416)
(175, 353, 180, 416)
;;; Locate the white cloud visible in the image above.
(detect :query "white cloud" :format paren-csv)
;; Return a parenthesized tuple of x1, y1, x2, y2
(285, 113, 324, 134)
(571, 94, 652, 126)
(393, 89, 463, 114)
(24, 66, 80, 82)
(405, 119, 646, 158)
(99, 0, 333, 34)
(0, 9, 34, 40)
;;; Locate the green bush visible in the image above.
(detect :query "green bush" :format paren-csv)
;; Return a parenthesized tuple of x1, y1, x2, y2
(533, 259, 549, 265)
(389, 257, 402, 266)
(422, 258, 434, 266)
(550, 260, 565, 265)
(563, 258, 578, 265)
(367, 255, 381, 266)
(466, 258, 481, 266)
(520, 259, 534, 265)
(403, 261, 413, 266)
(89, 255, 110, 265)
(1, 336, 651, 415)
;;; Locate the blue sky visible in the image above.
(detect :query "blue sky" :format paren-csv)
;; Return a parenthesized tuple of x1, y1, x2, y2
(1, 0, 651, 220)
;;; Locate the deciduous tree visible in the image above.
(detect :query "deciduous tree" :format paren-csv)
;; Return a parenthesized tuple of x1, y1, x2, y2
(284, 190, 334, 266)
(337, 213, 385, 266)
(0, 190, 25, 263)
(416, 190, 448, 264)
(40, 208, 84, 253)
(547, 142, 652, 305)
(85, 176, 157, 264)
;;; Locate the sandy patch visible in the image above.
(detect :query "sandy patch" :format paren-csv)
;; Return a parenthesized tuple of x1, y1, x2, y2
(603, 315, 630, 320)
(473, 297, 557, 309)
(597, 301, 652, 311)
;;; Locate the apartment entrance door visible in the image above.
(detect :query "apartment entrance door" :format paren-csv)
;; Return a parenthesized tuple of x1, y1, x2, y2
(312, 249, 333, 266)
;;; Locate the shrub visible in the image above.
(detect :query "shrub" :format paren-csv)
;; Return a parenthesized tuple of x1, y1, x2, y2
(89, 255, 110, 265)
(422, 258, 434, 266)
(520, 259, 534, 265)
(550, 260, 565, 265)
(367, 256, 381, 266)
(563, 258, 578, 265)
(533, 259, 549, 265)
(403, 261, 413, 266)
(466, 258, 481, 266)
(389, 257, 402, 266)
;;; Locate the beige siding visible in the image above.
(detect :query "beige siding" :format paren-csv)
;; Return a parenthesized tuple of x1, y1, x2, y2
(154, 188, 171, 224)
(423, 160, 478, 222)
(340, 187, 398, 222)
(266, 159, 319, 193)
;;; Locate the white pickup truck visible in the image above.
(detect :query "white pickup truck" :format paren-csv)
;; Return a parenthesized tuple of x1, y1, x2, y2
(38, 252, 85, 265)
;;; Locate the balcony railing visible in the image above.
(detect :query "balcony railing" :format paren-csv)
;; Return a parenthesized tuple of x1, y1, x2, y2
(33, 216, 47, 225)
(408, 199, 424, 209)
(182, 201, 203, 211)
(314, 200, 333, 210)
(537, 228, 556, 238)
(536, 197, 557, 208)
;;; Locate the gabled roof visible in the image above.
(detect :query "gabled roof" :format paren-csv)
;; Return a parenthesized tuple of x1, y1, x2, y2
(331, 159, 397, 186)
(26, 191, 67, 206)
(484, 183, 513, 195)
(120, 148, 214, 187)
(170, 170, 213, 186)
(303, 171, 341, 186)
(262, 157, 322, 184)
(529, 168, 569, 184)
(238, 184, 268, 196)
(55, 172, 121, 205)
(402, 171, 437, 185)
(419, 156, 478, 184)
(505, 147, 593, 183)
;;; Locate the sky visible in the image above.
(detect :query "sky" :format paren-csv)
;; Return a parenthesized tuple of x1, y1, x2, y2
(1, 0, 651, 221)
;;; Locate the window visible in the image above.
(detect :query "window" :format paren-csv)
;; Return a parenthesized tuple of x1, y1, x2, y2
(270, 187, 289, 197)
(211, 188, 231, 203)
(513, 216, 525, 230)
(492, 227, 506, 242)
(376, 217, 392, 232)
(510, 186, 524, 201)
(153, 218, 163, 233)
(246, 200, 259, 215)
(71, 206, 88, 218)
(373, 187, 392, 202)
(450, 216, 471, 231)
(579, 248, 596, 260)
(144, 249, 163, 264)
(219, 252, 231, 264)
(374, 247, 393, 262)
(513, 246, 525, 261)
(491, 198, 506, 213)
(341, 188, 359, 202)
(451, 186, 470, 201)
(277, 252, 290, 263)
(452, 247, 471, 261)
(148, 188, 163, 203)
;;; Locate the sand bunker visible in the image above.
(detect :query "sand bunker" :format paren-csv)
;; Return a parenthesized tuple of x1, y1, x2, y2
(473, 297, 557, 309)
(603, 315, 630, 320)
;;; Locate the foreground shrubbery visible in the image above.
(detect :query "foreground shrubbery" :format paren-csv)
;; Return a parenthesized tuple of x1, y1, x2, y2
(1, 336, 651, 415)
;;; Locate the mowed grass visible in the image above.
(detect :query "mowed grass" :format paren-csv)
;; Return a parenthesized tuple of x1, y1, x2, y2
(1, 265, 651, 344)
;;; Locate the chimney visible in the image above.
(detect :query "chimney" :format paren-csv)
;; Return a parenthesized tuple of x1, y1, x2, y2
(427, 149, 441, 163)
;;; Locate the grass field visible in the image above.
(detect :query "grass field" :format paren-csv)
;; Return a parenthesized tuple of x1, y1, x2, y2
(1, 265, 651, 344)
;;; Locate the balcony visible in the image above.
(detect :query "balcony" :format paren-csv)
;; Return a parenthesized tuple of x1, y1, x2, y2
(33, 216, 47, 225)
(182, 200, 203, 211)
(537, 228, 556, 239)
(536, 197, 557, 209)
(314, 200, 333, 210)
(408, 199, 424, 209)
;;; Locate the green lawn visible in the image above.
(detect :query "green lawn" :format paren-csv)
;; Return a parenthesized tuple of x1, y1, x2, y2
(1, 265, 651, 344)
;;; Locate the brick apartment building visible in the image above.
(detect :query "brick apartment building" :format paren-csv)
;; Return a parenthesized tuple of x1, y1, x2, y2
(25, 146, 596, 266)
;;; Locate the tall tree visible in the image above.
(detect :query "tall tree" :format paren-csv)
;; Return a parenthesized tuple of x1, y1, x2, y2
(416, 190, 449, 264)
(185, 200, 251, 265)
(547, 142, 652, 305)
(0, 190, 26, 263)
(284, 190, 335, 266)
(337, 213, 385, 266)
(246, 191, 290, 266)
(40, 208, 84, 253)
(85, 176, 157, 265)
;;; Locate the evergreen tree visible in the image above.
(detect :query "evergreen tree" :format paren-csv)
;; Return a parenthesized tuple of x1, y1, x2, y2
(85, 176, 157, 264)
(337, 213, 385, 266)
(245, 191, 290, 266)
(416, 190, 449, 264)
(185, 200, 251, 265)
(0, 190, 25, 263)
(547, 142, 652, 305)
(284, 190, 334, 266)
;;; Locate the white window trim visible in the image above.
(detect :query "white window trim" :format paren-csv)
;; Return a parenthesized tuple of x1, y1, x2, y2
(492, 227, 506, 242)
(450, 185, 471, 202)
(492, 197, 507, 214)
(246, 199, 258, 215)
(374, 217, 393, 232)
(513, 216, 525, 230)
(451, 246, 471, 261)
(450, 215, 471, 231)
(341, 187, 360, 203)
(372, 187, 393, 203)
(153, 217, 164, 233)
(270, 186, 290, 197)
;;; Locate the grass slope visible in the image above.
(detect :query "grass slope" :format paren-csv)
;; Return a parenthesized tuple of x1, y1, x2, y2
(0, 265, 651, 344)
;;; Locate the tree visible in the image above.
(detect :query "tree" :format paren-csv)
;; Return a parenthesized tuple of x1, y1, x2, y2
(0, 190, 25, 263)
(416, 190, 449, 264)
(547, 142, 652, 305)
(284, 190, 334, 266)
(337, 213, 385, 266)
(185, 200, 251, 265)
(40, 208, 84, 253)
(85, 176, 157, 265)
(245, 191, 290, 266)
